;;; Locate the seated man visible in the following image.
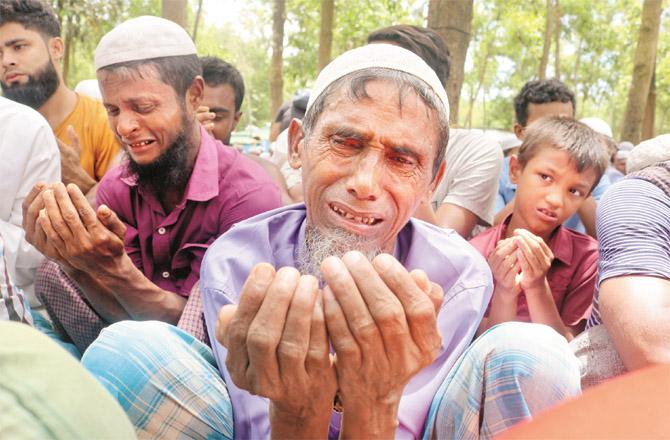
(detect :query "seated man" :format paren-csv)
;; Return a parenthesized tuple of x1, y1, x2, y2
(571, 153, 670, 387)
(0, 0, 119, 201)
(83, 44, 579, 440)
(368, 25, 503, 238)
(23, 16, 281, 353)
(471, 117, 607, 339)
(0, 96, 60, 304)
(495, 80, 610, 237)
(198, 56, 293, 205)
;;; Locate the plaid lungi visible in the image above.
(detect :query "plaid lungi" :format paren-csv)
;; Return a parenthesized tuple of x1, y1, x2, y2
(423, 322, 581, 440)
(82, 320, 234, 440)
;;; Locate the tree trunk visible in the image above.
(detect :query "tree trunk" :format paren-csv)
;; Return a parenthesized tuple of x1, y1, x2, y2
(554, 0, 560, 80)
(62, 13, 74, 86)
(538, 0, 552, 80)
(621, 0, 663, 143)
(427, 0, 473, 126)
(161, 0, 188, 29)
(642, 61, 656, 140)
(317, 0, 335, 72)
(270, 0, 286, 119)
(192, 0, 204, 42)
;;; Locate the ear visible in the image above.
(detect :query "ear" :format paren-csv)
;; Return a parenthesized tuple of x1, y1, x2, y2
(287, 119, 305, 170)
(509, 154, 522, 185)
(429, 161, 446, 194)
(232, 111, 242, 131)
(47, 36, 64, 63)
(513, 122, 525, 141)
(185, 76, 205, 114)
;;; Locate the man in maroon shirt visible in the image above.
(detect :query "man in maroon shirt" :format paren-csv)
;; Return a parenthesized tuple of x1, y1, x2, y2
(21, 16, 281, 353)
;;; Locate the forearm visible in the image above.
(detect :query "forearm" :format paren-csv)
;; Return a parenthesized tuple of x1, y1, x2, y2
(525, 280, 574, 340)
(482, 290, 518, 334)
(434, 203, 478, 238)
(339, 399, 399, 439)
(84, 255, 186, 323)
(62, 265, 131, 323)
(601, 277, 670, 370)
(270, 404, 332, 439)
(412, 199, 438, 225)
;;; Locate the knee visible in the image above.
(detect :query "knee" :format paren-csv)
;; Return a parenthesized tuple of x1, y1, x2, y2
(477, 322, 580, 393)
(34, 259, 64, 304)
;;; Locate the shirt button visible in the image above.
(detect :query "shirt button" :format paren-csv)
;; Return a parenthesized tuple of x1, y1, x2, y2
(158, 227, 166, 235)
(161, 271, 170, 279)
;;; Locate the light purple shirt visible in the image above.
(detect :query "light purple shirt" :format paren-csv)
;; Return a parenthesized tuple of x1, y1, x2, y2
(200, 205, 492, 439)
(97, 127, 281, 296)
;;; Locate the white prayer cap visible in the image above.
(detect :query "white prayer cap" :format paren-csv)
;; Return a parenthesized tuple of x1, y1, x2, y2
(95, 16, 196, 70)
(580, 117, 613, 138)
(306, 43, 450, 123)
(627, 134, 670, 173)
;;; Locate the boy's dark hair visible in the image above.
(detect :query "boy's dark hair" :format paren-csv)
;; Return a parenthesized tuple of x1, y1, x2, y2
(199, 56, 245, 111)
(0, 0, 61, 38)
(367, 25, 450, 87)
(518, 116, 609, 191)
(98, 55, 201, 105)
(514, 79, 576, 127)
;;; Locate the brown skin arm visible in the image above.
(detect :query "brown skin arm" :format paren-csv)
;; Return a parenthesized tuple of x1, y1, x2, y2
(494, 198, 515, 225)
(413, 200, 480, 238)
(600, 275, 670, 371)
(36, 183, 186, 323)
(577, 196, 597, 238)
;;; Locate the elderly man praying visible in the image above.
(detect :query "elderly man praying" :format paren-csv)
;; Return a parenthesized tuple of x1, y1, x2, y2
(81, 40, 580, 439)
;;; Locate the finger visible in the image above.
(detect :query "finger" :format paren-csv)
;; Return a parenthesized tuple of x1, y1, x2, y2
(216, 304, 238, 348)
(321, 255, 382, 350)
(66, 183, 99, 231)
(517, 249, 532, 282)
(97, 204, 127, 240)
(515, 229, 553, 264)
(306, 291, 331, 373)
(245, 266, 300, 394)
(67, 125, 81, 153)
(38, 208, 66, 254)
(278, 274, 319, 377)
(409, 269, 443, 314)
(514, 235, 541, 273)
(22, 182, 48, 236)
(224, 263, 275, 390)
(41, 186, 74, 242)
(372, 253, 441, 356)
(197, 105, 210, 113)
(322, 285, 360, 366)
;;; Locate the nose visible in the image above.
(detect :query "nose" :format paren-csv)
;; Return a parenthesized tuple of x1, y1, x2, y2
(115, 111, 139, 138)
(545, 187, 563, 209)
(346, 150, 383, 201)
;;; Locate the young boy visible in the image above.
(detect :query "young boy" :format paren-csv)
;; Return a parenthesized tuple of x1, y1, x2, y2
(471, 117, 609, 340)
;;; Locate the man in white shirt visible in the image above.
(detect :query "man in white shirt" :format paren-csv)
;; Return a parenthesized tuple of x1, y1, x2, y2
(0, 96, 60, 301)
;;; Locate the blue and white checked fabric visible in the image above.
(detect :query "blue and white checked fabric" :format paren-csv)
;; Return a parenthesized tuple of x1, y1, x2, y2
(82, 321, 234, 440)
(423, 322, 581, 440)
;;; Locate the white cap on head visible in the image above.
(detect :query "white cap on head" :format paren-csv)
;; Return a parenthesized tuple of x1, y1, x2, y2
(306, 43, 450, 123)
(580, 117, 613, 138)
(627, 134, 670, 173)
(94, 16, 196, 70)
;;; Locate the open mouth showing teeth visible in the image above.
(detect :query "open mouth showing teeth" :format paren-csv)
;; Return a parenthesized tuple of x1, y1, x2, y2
(129, 140, 154, 148)
(538, 208, 557, 218)
(329, 203, 381, 226)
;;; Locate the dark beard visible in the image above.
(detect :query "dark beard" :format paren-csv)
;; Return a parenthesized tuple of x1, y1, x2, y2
(125, 128, 194, 193)
(1, 59, 59, 109)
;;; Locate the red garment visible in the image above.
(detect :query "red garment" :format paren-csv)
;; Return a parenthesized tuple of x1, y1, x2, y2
(97, 127, 281, 297)
(469, 217, 597, 326)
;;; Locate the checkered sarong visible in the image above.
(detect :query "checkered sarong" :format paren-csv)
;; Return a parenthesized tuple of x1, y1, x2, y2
(177, 281, 210, 346)
(424, 322, 581, 440)
(82, 320, 233, 439)
(34, 259, 107, 352)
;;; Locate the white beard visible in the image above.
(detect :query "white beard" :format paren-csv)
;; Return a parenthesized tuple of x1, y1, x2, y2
(297, 225, 382, 282)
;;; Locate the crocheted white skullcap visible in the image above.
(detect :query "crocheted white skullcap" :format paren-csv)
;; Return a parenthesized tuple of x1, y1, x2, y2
(306, 43, 450, 123)
(95, 16, 196, 70)
(627, 134, 670, 173)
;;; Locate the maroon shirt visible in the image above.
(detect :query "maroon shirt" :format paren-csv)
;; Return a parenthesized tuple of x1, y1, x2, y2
(469, 216, 598, 326)
(97, 127, 281, 296)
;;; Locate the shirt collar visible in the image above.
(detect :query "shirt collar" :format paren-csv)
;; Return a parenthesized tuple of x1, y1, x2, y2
(501, 214, 573, 266)
(119, 126, 220, 203)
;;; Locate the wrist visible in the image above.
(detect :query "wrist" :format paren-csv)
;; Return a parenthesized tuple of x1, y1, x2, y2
(270, 403, 331, 439)
(339, 395, 400, 439)
(494, 285, 519, 302)
(524, 277, 550, 295)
